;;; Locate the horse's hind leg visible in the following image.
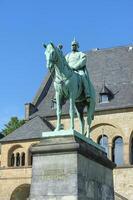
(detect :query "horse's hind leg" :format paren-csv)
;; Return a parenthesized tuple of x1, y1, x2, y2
(75, 104, 85, 135)
(86, 103, 92, 137)
(69, 95, 75, 130)
(55, 92, 62, 131)
(80, 113, 85, 135)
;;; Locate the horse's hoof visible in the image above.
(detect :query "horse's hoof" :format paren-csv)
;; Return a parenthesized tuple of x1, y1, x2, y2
(68, 128, 75, 133)
(54, 128, 60, 131)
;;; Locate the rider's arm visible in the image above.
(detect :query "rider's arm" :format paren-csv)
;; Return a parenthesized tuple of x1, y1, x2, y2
(65, 54, 69, 62)
(73, 53, 87, 70)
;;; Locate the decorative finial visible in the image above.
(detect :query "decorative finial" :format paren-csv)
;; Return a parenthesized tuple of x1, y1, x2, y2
(71, 37, 79, 48)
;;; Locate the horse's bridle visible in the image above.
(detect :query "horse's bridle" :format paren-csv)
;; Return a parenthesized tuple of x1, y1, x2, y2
(48, 46, 73, 85)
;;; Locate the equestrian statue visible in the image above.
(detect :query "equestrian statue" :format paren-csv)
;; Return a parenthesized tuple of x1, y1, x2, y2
(44, 39, 95, 136)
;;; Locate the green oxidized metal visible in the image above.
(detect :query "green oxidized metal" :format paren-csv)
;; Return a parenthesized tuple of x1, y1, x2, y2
(44, 42, 96, 136)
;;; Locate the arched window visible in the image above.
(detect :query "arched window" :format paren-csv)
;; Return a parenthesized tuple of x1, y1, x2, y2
(21, 152, 25, 166)
(112, 137, 124, 166)
(16, 153, 20, 166)
(8, 145, 23, 167)
(11, 153, 15, 167)
(10, 184, 30, 200)
(98, 135, 109, 156)
(130, 137, 133, 165)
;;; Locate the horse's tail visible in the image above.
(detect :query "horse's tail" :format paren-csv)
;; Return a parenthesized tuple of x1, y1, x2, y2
(87, 82, 96, 129)
(87, 98, 95, 125)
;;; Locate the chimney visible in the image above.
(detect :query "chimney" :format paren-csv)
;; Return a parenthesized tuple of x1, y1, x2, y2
(24, 103, 37, 120)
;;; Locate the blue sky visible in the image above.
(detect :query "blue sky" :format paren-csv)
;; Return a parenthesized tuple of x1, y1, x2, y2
(0, 0, 132, 130)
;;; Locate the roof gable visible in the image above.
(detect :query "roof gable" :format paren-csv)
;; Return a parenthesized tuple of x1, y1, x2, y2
(0, 116, 54, 142)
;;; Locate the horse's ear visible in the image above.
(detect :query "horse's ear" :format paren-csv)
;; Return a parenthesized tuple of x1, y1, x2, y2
(58, 44, 63, 50)
(43, 43, 47, 48)
(50, 42, 54, 48)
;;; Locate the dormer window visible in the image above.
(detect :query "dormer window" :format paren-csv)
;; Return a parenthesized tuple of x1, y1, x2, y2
(128, 46, 133, 52)
(99, 82, 114, 103)
(101, 94, 109, 103)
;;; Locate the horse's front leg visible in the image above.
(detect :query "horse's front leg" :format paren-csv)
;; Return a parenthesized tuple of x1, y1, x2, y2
(55, 92, 62, 131)
(69, 94, 75, 130)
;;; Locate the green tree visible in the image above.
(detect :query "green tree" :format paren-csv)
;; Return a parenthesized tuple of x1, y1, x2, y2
(2, 117, 25, 136)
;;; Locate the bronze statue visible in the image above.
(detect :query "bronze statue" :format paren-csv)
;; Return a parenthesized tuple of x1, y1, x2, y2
(44, 41, 95, 136)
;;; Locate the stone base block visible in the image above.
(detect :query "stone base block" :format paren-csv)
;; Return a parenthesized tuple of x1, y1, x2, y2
(29, 130, 115, 200)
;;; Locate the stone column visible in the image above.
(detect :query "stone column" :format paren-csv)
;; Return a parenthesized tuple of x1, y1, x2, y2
(25, 151, 29, 167)
(123, 142, 130, 165)
(29, 130, 116, 200)
(14, 155, 17, 167)
(108, 143, 113, 161)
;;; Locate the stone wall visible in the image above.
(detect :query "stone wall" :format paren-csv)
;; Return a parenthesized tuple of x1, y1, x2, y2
(0, 140, 39, 200)
(91, 109, 133, 165)
(0, 154, 1, 166)
(114, 167, 133, 200)
(0, 167, 31, 200)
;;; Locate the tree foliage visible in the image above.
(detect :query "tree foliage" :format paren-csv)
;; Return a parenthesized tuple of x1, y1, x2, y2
(2, 117, 25, 136)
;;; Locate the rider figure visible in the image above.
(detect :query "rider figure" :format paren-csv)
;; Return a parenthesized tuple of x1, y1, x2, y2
(65, 38, 90, 101)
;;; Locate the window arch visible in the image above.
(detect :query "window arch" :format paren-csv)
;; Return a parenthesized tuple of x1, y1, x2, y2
(8, 145, 23, 167)
(10, 184, 30, 200)
(8, 145, 27, 167)
(112, 136, 124, 166)
(98, 135, 109, 156)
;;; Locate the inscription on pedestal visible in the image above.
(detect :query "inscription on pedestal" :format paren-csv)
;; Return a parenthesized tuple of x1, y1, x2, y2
(42, 169, 65, 180)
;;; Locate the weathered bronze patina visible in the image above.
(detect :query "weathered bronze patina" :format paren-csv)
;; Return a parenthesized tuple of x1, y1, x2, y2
(44, 41, 95, 135)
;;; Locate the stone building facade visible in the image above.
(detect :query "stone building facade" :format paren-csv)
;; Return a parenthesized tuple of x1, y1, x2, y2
(0, 45, 133, 200)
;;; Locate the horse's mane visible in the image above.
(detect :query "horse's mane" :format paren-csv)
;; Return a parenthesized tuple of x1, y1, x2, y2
(48, 43, 72, 73)
(55, 46, 70, 69)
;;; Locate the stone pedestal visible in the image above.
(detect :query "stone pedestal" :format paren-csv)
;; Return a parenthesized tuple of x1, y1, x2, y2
(29, 130, 115, 200)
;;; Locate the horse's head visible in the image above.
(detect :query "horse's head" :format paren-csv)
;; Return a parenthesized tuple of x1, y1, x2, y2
(44, 43, 58, 72)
